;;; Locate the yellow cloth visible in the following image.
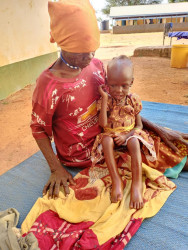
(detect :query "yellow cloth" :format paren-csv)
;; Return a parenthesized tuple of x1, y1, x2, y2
(104, 124, 135, 134)
(48, 0, 100, 53)
(21, 161, 176, 245)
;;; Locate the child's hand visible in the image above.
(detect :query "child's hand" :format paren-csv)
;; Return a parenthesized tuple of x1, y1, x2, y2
(98, 85, 108, 99)
(114, 133, 128, 146)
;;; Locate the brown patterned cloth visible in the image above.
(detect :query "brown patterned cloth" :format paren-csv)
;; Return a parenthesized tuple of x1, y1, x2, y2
(91, 93, 156, 165)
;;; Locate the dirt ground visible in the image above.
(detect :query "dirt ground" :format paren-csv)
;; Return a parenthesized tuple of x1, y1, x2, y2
(1, 33, 188, 175)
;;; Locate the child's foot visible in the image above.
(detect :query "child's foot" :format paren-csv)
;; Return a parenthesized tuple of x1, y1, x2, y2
(111, 176, 124, 203)
(130, 181, 143, 209)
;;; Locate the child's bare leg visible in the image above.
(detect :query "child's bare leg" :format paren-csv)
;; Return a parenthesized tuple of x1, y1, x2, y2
(102, 136, 123, 203)
(127, 137, 143, 209)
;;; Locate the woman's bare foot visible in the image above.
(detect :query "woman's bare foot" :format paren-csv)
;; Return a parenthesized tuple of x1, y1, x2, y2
(130, 181, 143, 209)
(111, 176, 124, 203)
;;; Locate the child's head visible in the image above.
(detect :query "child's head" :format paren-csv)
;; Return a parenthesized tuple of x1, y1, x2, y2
(107, 55, 134, 101)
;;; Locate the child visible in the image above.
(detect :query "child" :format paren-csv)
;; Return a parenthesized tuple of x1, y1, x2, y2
(91, 55, 156, 209)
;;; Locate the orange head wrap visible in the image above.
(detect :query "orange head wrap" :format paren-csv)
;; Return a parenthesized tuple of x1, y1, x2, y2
(48, 0, 100, 53)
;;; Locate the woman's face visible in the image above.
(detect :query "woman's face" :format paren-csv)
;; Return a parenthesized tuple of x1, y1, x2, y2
(62, 51, 95, 69)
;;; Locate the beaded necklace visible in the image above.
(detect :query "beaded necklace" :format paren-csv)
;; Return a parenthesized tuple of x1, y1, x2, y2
(60, 52, 80, 70)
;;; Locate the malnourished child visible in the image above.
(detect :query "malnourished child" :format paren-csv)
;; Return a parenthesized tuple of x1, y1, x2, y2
(91, 55, 156, 209)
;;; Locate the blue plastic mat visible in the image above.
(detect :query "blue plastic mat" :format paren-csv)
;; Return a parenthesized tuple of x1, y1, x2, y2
(141, 101, 188, 133)
(0, 101, 188, 249)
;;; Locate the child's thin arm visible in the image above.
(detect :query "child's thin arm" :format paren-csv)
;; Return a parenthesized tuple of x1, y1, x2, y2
(114, 114, 143, 145)
(98, 85, 108, 128)
(124, 114, 143, 137)
(98, 97, 108, 127)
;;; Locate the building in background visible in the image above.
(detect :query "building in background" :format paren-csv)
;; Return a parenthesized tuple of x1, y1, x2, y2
(110, 2, 188, 34)
(0, 0, 58, 100)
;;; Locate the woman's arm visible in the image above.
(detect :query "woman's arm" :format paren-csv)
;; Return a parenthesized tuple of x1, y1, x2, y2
(31, 98, 75, 199)
(141, 116, 188, 151)
(141, 116, 161, 133)
(36, 138, 75, 199)
(135, 114, 143, 130)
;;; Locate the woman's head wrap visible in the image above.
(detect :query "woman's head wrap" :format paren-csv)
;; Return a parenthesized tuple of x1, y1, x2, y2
(48, 0, 100, 53)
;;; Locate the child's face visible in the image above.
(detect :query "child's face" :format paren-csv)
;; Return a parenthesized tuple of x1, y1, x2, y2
(107, 66, 133, 101)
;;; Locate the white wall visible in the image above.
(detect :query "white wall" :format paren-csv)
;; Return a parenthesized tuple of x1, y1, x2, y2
(0, 0, 57, 67)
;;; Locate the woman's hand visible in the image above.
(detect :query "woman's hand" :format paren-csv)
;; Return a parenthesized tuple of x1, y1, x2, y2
(43, 167, 76, 199)
(158, 127, 188, 152)
(98, 85, 108, 99)
(141, 117, 188, 152)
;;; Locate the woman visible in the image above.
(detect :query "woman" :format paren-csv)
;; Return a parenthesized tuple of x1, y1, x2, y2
(25, 0, 188, 248)
(30, 1, 188, 200)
